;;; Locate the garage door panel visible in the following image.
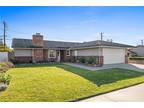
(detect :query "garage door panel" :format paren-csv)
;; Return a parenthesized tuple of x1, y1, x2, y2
(103, 48, 125, 64)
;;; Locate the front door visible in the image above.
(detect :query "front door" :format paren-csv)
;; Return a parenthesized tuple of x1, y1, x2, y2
(60, 50, 65, 62)
(57, 51, 60, 62)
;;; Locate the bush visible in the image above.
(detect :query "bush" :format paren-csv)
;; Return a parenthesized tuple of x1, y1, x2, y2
(77, 56, 97, 65)
(87, 57, 96, 64)
(0, 62, 14, 73)
(79, 57, 86, 63)
(0, 73, 11, 84)
(129, 57, 144, 60)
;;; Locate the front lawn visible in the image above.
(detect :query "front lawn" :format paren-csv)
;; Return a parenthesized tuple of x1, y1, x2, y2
(0, 63, 144, 102)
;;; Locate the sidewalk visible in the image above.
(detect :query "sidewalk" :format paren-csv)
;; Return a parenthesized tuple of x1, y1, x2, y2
(79, 83, 144, 102)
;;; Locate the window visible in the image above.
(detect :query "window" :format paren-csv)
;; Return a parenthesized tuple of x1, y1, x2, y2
(49, 50, 56, 58)
(66, 50, 70, 56)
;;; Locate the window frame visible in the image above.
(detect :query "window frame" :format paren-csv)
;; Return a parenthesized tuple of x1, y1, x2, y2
(49, 50, 56, 58)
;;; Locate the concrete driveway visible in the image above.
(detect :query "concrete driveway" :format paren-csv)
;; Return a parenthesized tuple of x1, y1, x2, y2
(64, 63, 144, 72)
(79, 83, 144, 102)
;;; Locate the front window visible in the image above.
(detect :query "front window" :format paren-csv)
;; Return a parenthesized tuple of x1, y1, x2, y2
(49, 50, 56, 58)
(66, 50, 70, 56)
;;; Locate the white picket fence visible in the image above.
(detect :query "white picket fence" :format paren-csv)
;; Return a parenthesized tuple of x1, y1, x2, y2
(0, 52, 8, 62)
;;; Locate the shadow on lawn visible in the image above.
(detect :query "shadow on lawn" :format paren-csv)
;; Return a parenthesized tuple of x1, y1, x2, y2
(15, 63, 144, 86)
(58, 65, 144, 86)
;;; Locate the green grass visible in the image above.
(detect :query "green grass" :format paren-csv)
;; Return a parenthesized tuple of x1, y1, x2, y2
(0, 63, 144, 102)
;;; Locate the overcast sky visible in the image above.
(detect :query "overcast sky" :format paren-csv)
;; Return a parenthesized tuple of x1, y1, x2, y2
(0, 6, 144, 47)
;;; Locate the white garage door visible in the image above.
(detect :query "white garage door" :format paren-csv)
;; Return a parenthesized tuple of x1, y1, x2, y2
(103, 48, 125, 64)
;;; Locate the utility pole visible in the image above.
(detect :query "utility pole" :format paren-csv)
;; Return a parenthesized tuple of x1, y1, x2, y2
(100, 32, 104, 46)
(141, 40, 144, 46)
(100, 32, 104, 41)
(3, 21, 7, 50)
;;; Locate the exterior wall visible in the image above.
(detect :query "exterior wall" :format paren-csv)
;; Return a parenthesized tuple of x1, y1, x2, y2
(13, 49, 32, 63)
(103, 48, 126, 64)
(73, 48, 100, 56)
(72, 48, 103, 66)
(132, 47, 144, 56)
(63, 50, 73, 62)
(0, 52, 8, 62)
(33, 49, 43, 62)
(14, 56, 32, 63)
(43, 49, 48, 62)
(14, 49, 32, 56)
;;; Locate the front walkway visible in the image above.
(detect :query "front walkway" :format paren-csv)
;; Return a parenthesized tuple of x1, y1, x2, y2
(79, 83, 144, 102)
(64, 63, 144, 72)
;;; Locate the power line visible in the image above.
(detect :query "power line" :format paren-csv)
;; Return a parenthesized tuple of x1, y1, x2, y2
(8, 29, 32, 35)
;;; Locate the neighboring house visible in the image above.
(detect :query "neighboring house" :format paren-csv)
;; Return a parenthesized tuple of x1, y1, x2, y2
(127, 50, 137, 57)
(12, 33, 133, 66)
(130, 45, 144, 57)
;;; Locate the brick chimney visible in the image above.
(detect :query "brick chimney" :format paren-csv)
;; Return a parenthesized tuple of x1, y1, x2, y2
(32, 33, 43, 47)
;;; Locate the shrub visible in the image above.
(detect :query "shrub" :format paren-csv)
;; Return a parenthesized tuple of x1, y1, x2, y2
(0, 73, 11, 84)
(87, 57, 96, 64)
(0, 62, 14, 73)
(79, 57, 86, 63)
(129, 57, 144, 60)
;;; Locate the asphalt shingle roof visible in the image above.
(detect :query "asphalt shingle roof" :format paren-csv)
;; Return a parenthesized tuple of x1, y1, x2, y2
(12, 38, 81, 49)
(12, 38, 134, 49)
(73, 40, 134, 48)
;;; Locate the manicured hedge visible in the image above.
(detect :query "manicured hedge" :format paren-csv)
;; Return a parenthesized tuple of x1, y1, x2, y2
(129, 57, 144, 60)
(76, 56, 99, 65)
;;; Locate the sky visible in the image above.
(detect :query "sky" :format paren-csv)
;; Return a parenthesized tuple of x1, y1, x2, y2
(0, 6, 144, 47)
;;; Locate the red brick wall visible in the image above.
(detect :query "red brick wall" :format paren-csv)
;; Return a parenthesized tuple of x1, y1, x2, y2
(63, 50, 73, 62)
(97, 56, 103, 67)
(125, 55, 128, 63)
(33, 49, 44, 62)
(43, 49, 48, 61)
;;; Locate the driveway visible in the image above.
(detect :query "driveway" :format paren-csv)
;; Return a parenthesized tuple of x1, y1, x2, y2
(79, 83, 144, 102)
(64, 63, 144, 72)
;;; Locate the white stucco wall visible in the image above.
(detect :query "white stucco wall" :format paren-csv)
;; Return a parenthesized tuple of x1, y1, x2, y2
(103, 48, 125, 64)
(0, 52, 8, 62)
(14, 49, 32, 56)
(73, 48, 100, 56)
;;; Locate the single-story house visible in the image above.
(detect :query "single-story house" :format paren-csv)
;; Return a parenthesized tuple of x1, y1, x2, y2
(130, 45, 144, 57)
(12, 33, 133, 66)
